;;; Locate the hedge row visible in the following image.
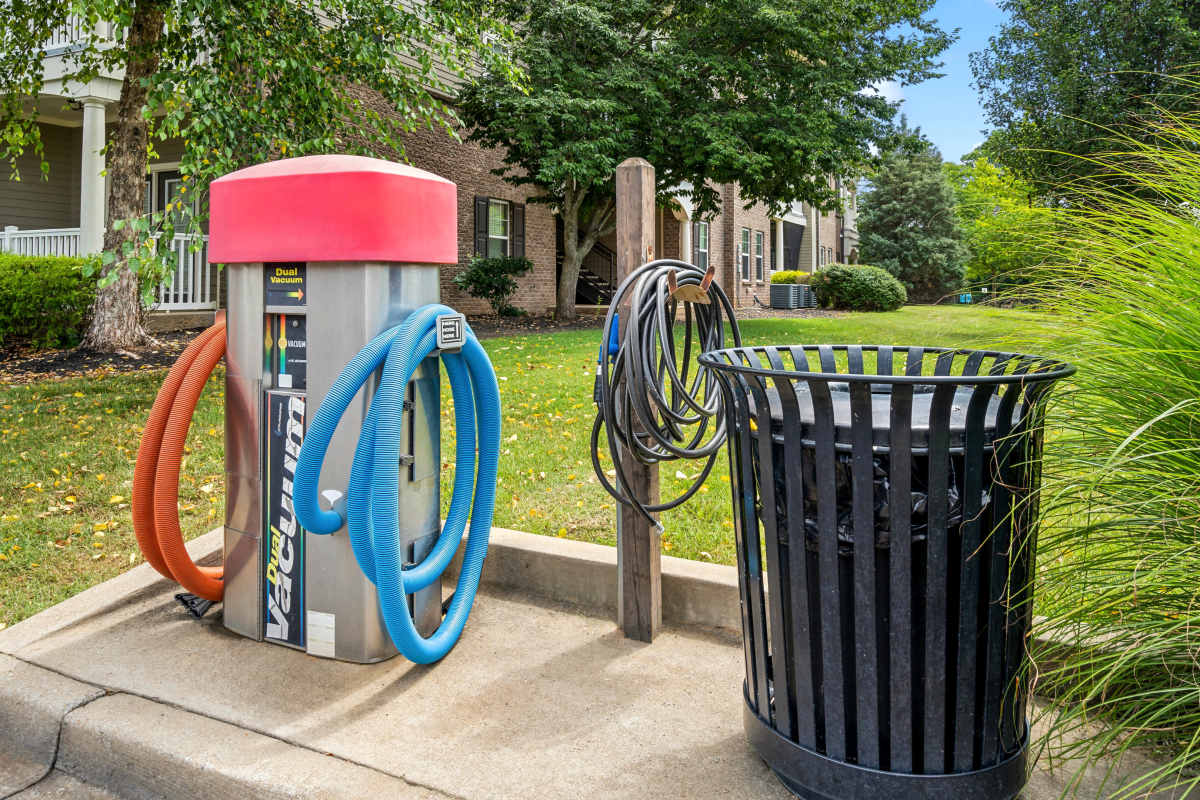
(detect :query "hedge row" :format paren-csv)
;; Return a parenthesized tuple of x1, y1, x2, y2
(0, 254, 96, 347)
(769, 270, 811, 285)
(810, 264, 906, 312)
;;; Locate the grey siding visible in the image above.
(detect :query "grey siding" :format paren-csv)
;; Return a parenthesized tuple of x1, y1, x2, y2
(0, 123, 81, 230)
(153, 137, 186, 164)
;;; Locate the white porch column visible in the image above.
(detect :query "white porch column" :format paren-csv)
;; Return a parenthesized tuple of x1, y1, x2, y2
(773, 219, 783, 272)
(810, 203, 820, 270)
(680, 215, 691, 262)
(79, 98, 107, 255)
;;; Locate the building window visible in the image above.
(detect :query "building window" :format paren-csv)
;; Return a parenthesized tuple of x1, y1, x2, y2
(488, 199, 509, 256)
(740, 227, 751, 280)
(695, 221, 709, 269)
(754, 230, 764, 280)
(474, 196, 525, 258)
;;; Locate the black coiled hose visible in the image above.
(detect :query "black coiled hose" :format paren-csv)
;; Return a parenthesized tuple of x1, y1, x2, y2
(591, 259, 742, 529)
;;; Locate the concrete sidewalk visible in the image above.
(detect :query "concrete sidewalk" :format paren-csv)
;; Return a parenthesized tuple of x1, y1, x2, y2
(0, 527, 1190, 799)
(0, 529, 785, 800)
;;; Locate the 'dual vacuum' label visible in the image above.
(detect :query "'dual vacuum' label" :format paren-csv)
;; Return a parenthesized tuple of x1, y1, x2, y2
(264, 262, 306, 307)
(264, 391, 305, 648)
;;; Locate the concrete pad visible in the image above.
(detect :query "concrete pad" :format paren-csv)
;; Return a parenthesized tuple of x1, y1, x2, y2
(9, 770, 120, 799)
(0, 524, 1192, 799)
(57, 694, 444, 799)
(0, 753, 51, 800)
(452, 526, 742, 633)
(0, 654, 104, 796)
(2, 578, 784, 800)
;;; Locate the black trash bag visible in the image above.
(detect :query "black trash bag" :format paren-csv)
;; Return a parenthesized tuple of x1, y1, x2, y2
(756, 441, 983, 554)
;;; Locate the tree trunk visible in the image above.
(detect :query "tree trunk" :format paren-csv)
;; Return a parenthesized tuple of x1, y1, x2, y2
(557, 197, 582, 321)
(82, 0, 166, 352)
(556, 191, 615, 321)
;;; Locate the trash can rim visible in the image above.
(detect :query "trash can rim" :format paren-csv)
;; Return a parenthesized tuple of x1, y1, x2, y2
(698, 344, 1075, 386)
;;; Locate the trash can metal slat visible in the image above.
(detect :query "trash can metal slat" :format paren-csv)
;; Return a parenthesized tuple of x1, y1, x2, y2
(924, 383, 957, 774)
(953, 381, 996, 772)
(775, 366, 817, 749)
(980, 359, 1022, 765)
(753, 369, 794, 740)
(742, 377, 772, 720)
(888, 381, 915, 773)
(727, 375, 763, 717)
(849, 380, 880, 768)
(811, 378, 846, 760)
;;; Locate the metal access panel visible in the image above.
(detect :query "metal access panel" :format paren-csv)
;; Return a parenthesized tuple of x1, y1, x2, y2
(223, 260, 443, 663)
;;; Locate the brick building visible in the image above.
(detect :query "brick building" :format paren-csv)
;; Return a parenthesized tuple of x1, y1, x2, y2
(591, 179, 858, 311)
(2, 19, 856, 319)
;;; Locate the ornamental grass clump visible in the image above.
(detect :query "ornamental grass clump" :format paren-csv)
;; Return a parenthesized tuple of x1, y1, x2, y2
(1031, 106, 1200, 798)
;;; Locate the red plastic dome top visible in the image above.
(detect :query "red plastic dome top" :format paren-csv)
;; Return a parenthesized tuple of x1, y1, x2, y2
(208, 155, 458, 265)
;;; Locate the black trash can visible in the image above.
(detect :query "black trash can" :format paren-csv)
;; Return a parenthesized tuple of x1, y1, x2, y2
(698, 345, 1073, 800)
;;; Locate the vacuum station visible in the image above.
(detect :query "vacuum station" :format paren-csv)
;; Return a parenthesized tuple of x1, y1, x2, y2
(123, 151, 1072, 800)
(132, 155, 499, 664)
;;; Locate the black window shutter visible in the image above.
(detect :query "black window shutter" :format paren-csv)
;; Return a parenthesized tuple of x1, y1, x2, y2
(691, 221, 699, 263)
(512, 203, 525, 258)
(474, 196, 489, 256)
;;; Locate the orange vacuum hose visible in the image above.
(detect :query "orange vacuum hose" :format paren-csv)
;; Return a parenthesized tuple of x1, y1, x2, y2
(133, 319, 227, 602)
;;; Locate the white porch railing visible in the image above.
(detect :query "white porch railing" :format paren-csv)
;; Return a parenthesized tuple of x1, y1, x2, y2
(42, 15, 114, 52)
(156, 234, 216, 311)
(0, 226, 217, 312)
(0, 226, 80, 257)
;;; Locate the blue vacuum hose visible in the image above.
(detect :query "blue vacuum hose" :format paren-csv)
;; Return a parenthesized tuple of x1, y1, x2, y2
(293, 304, 500, 663)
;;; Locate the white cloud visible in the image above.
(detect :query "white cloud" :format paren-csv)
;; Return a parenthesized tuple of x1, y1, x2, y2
(866, 80, 904, 105)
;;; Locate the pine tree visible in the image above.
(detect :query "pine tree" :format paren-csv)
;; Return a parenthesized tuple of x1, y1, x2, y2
(858, 143, 967, 303)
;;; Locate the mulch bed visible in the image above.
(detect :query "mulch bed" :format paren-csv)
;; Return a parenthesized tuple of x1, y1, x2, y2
(467, 312, 606, 339)
(1, 307, 840, 384)
(0, 330, 200, 385)
(731, 304, 844, 320)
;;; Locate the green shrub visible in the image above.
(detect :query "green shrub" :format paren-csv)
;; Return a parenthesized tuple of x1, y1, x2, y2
(0, 254, 95, 348)
(452, 256, 533, 316)
(809, 264, 906, 311)
(769, 270, 811, 285)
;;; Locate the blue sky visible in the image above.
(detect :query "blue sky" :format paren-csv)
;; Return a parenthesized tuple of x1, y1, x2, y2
(876, 0, 1010, 163)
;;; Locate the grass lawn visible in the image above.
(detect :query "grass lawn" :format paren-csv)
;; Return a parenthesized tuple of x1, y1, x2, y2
(0, 305, 1058, 627)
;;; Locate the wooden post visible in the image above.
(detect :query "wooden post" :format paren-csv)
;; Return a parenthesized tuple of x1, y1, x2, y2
(614, 157, 661, 642)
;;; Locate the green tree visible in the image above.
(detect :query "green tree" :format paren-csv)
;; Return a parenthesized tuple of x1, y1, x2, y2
(970, 0, 1200, 200)
(0, 1, 511, 350)
(858, 141, 967, 302)
(460, 0, 954, 320)
(943, 155, 1056, 292)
